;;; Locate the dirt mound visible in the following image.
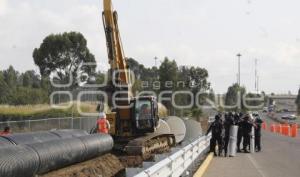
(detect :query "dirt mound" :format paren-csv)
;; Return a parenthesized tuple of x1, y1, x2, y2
(40, 153, 124, 177)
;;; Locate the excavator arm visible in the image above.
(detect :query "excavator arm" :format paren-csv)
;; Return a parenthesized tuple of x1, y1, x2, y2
(102, 0, 129, 86)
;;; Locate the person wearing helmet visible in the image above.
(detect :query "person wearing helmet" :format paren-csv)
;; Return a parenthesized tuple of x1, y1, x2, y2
(241, 115, 253, 153)
(223, 113, 234, 157)
(0, 126, 11, 136)
(206, 114, 224, 156)
(236, 113, 243, 152)
(254, 115, 263, 152)
(96, 103, 110, 134)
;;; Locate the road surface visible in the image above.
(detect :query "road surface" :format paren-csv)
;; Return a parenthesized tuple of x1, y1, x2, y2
(203, 114, 300, 177)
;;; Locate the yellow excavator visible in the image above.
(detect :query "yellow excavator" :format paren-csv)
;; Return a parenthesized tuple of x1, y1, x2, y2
(102, 0, 175, 164)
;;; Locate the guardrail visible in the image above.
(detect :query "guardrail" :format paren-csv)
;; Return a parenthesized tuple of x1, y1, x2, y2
(133, 134, 211, 177)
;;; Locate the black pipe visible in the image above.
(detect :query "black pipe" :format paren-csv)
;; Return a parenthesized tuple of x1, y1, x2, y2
(79, 133, 114, 160)
(4, 131, 61, 145)
(26, 138, 86, 174)
(50, 129, 89, 139)
(0, 136, 14, 148)
(0, 131, 114, 176)
(0, 146, 39, 177)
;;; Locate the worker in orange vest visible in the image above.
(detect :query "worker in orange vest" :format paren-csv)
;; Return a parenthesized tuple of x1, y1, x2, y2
(96, 103, 110, 134)
(0, 126, 11, 136)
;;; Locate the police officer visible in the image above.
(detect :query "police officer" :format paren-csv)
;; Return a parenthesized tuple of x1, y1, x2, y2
(223, 112, 234, 157)
(241, 115, 253, 153)
(236, 113, 243, 152)
(254, 115, 263, 152)
(206, 115, 224, 156)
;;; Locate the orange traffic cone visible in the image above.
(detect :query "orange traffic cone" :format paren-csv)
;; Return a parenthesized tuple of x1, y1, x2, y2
(275, 124, 282, 134)
(270, 124, 276, 132)
(262, 122, 267, 130)
(290, 124, 298, 138)
(281, 125, 290, 136)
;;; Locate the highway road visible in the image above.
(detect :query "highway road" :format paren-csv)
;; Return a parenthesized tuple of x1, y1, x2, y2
(203, 113, 300, 177)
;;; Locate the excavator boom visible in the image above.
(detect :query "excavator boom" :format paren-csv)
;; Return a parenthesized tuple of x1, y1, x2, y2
(103, 0, 129, 86)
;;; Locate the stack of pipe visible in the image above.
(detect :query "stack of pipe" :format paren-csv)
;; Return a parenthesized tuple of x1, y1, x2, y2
(0, 129, 113, 177)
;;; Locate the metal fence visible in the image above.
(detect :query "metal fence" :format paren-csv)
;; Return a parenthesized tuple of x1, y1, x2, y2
(0, 117, 98, 133)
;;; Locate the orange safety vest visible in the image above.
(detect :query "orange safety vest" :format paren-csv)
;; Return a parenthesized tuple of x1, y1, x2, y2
(0, 132, 10, 136)
(97, 119, 108, 134)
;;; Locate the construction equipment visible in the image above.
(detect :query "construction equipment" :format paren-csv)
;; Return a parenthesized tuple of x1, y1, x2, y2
(101, 0, 175, 161)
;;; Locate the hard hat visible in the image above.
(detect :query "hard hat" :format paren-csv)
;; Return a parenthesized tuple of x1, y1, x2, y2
(99, 112, 106, 119)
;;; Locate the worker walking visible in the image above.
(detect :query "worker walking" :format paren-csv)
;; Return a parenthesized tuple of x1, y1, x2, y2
(0, 126, 11, 136)
(96, 103, 110, 134)
(206, 115, 224, 156)
(254, 115, 263, 152)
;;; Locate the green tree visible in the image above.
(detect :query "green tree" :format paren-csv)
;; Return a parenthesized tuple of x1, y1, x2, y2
(225, 83, 246, 112)
(159, 58, 178, 111)
(3, 66, 18, 89)
(33, 32, 96, 88)
(296, 88, 300, 115)
(21, 70, 41, 88)
(0, 72, 10, 104)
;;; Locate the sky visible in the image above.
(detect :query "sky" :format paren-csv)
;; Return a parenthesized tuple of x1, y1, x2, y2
(0, 0, 299, 94)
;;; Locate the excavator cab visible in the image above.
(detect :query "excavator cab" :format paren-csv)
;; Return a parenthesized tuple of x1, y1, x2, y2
(132, 96, 159, 134)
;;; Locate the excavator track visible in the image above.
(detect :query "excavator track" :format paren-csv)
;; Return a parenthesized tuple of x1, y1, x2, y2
(124, 133, 176, 160)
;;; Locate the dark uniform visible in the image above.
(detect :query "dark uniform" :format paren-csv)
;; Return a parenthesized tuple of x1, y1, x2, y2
(241, 116, 253, 153)
(254, 117, 263, 152)
(235, 113, 243, 152)
(223, 113, 234, 157)
(206, 115, 224, 156)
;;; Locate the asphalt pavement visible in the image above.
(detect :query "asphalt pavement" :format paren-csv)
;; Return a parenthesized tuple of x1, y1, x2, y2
(203, 114, 300, 177)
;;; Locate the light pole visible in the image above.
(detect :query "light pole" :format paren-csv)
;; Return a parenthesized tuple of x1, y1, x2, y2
(237, 53, 242, 86)
(154, 56, 158, 67)
(255, 59, 259, 93)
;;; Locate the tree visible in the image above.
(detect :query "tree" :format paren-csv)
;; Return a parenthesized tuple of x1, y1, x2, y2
(296, 88, 300, 115)
(0, 72, 9, 104)
(225, 83, 246, 112)
(158, 58, 178, 110)
(33, 32, 96, 88)
(21, 70, 41, 88)
(188, 66, 210, 106)
(3, 66, 18, 89)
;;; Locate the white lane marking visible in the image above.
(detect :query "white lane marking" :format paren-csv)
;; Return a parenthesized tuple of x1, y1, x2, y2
(247, 154, 267, 177)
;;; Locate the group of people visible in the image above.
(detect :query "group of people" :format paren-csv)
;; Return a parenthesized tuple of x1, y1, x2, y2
(206, 112, 263, 157)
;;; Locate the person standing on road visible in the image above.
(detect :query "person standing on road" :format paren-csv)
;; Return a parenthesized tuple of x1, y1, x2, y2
(206, 115, 224, 156)
(241, 115, 253, 153)
(254, 115, 263, 152)
(223, 112, 234, 157)
(236, 113, 243, 152)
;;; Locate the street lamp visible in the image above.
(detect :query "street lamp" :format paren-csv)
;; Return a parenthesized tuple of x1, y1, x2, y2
(237, 53, 242, 86)
(154, 56, 158, 67)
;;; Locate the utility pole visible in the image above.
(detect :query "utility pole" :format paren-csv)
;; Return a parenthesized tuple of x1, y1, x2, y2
(237, 53, 242, 86)
(255, 59, 258, 93)
(154, 56, 158, 67)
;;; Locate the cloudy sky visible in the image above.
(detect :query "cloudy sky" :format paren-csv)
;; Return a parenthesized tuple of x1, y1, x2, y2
(0, 0, 299, 94)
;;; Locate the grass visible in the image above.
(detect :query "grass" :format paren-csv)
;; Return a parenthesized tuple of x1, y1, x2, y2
(0, 102, 167, 121)
(0, 102, 106, 121)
